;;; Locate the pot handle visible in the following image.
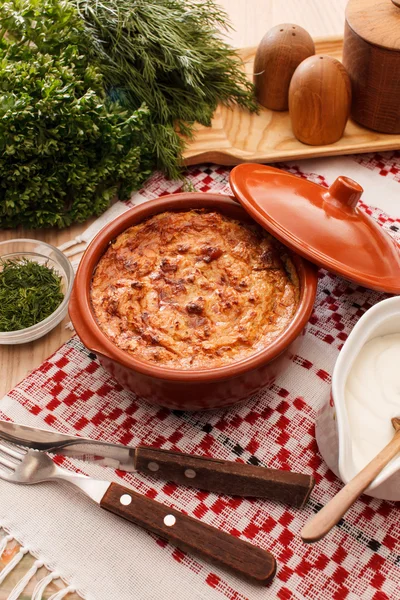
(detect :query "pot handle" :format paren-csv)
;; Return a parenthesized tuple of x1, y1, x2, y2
(68, 289, 110, 358)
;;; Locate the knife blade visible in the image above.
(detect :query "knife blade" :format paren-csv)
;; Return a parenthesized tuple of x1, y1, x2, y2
(0, 420, 136, 470)
(0, 420, 315, 506)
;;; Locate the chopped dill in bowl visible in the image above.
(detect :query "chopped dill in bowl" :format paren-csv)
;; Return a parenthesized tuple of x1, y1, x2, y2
(0, 259, 64, 332)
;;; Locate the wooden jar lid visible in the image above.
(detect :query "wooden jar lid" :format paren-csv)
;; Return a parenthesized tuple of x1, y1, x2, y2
(346, 0, 400, 51)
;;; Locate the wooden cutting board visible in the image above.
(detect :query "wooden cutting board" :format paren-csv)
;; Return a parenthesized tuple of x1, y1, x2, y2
(182, 36, 400, 166)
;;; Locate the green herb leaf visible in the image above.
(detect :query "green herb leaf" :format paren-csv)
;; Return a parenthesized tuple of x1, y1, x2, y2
(74, 0, 258, 178)
(0, 0, 151, 229)
(0, 0, 257, 227)
(0, 259, 65, 331)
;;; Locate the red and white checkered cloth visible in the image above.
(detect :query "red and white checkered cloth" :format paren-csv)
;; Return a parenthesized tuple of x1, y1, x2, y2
(1, 154, 400, 600)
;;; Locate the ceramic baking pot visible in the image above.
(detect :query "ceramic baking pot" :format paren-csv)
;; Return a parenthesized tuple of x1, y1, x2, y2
(316, 296, 400, 501)
(69, 193, 318, 411)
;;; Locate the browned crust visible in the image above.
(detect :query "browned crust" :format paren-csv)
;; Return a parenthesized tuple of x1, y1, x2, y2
(90, 210, 299, 369)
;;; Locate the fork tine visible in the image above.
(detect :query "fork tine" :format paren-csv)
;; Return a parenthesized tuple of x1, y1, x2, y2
(0, 462, 13, 476)
(0, 441, 26, 460)
(0, 453, 17, 471)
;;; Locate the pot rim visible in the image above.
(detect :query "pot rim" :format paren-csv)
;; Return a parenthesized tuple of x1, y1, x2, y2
(70, 192, 318, 382)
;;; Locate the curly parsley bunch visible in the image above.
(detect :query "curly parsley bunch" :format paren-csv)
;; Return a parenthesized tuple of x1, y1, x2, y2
(0, 0, 151, 228)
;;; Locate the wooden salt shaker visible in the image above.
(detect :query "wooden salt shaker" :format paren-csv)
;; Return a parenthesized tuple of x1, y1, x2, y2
(343, 0, 400, 133)
(253, 24, 315, 111)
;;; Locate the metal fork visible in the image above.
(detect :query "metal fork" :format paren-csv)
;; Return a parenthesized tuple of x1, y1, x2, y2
(0, 440, 108, 499)
(0, 440, 276, 584)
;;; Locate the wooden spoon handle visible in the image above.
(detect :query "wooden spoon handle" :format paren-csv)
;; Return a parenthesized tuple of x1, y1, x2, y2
(301, 429, 400, 543)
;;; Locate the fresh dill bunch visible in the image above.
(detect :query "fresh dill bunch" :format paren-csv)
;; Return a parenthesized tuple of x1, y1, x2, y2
(0, 259, 65, 331)
(74, 0, 258, 178)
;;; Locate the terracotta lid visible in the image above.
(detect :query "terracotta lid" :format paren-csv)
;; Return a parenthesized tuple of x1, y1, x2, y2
(346, 0, 400, 52)
(229, 164, 400, 293)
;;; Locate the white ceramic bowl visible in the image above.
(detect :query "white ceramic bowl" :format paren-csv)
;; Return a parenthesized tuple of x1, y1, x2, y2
(315, 296, 400, 501)
(0, 239, 74, 344)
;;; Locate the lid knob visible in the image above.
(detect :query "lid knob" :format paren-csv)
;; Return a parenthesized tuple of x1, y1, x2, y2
(327, 176, 363, 209)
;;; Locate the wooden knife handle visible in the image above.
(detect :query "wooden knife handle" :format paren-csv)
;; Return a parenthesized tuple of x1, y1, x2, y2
(101, 482, 276, 584)
(135, 446, 314, 507)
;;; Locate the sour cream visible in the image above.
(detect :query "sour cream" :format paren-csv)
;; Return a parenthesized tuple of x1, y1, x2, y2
(345, 333, 400, 472)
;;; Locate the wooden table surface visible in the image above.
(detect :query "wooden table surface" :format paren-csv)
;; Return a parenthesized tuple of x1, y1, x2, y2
(0, 0, 347, 398)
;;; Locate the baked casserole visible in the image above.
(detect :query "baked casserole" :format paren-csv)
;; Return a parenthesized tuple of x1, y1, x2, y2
(90, 210, 299, 369)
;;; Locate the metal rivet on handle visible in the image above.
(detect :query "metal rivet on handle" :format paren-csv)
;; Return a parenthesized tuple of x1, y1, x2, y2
(184, 468, 196, 479)
(148, 462, 159, 472)
(164, 514, 176, 527)
(120, 494, 132, 506)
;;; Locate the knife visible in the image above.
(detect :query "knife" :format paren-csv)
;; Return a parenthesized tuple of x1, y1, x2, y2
(0, 420, 315, 507)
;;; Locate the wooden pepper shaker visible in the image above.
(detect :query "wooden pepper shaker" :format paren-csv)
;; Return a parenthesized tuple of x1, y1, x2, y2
(253, 23, 315, 111)
(289, 55, 351, 145)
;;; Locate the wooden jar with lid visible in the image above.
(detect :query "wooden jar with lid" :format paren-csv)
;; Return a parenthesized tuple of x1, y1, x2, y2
(342, 0, 400, 133)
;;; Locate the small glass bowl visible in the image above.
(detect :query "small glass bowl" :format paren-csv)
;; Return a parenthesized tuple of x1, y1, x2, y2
(0, 239, 74, 344)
